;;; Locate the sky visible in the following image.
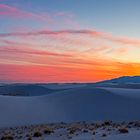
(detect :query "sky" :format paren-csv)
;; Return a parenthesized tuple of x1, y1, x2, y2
(0, 0, 140, 83)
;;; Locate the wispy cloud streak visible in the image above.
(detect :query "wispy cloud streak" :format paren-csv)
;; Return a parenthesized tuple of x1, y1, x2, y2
(0, 29, 140, 47)
(0, 4, 51, 21)
(0, 46, 72, 57)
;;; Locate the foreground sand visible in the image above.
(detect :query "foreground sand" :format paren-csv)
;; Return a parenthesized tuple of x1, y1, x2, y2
(1, 121, 140, 140)
(1, 84, 140, 139)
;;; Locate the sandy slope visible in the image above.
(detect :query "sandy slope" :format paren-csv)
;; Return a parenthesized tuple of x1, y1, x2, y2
(41, 83, 87, 89)
(0, 87, 140, 127)
(101, 87, 140, 99)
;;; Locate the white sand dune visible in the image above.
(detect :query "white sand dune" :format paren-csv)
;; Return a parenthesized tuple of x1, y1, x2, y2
(0, 87, 140, 128)
(41, 83, 87, 89)
(101, 87, 140, 99)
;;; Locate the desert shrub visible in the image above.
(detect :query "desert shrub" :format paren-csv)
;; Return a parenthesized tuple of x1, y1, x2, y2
(27, 137, 32, 140)
(129, 121, 134, 125)
(118, 128, 129, 133)
(83, 129, 88, 133)
(44, 127, 54, 134)
(1, 135, 14, 140)
(89, 127, 95, 131)
(134, 122, 140, 127)
(69, 129, 75, 134)
(95, 123, 101, 128)
(104, 121, 112, 126)
(102, 133, 107, 137)
(33, 131, 42, 137)
(68, 136, 72, 139)
(17, 136, 22, 139)
(26, 134, 30, 137)
(59, 134, 62, 136)
(68, 127, 77, 134)
(107, 128, 111, 131)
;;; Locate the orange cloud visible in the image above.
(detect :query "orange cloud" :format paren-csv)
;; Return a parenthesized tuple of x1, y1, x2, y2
(0, 45, 72, 57)
(113, 47, 128, 55)
(0, 61, 140, 83)
(0, 28, 140, 83)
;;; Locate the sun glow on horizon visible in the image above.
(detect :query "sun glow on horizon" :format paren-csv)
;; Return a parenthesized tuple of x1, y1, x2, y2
(0, 0, 140, 83)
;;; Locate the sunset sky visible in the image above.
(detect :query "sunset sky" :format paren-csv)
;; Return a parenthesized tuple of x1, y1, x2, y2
(0, 0, 140, 83)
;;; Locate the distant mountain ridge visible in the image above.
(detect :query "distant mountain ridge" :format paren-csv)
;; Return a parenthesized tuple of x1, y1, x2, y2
(97, 76, 140, 84)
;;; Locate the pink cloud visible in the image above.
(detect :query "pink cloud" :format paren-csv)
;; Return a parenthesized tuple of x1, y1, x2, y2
(109, 36, 140, 46)
(0, 4, 52, 22)
(114, 47, 128, 55)
(0, 4, 77, 27)
(54, 11, 74, 18)
(1, 29, 140, 47)
(0, 46, 72, 57)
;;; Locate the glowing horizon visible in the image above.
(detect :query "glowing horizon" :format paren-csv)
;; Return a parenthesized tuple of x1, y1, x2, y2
(0, 0, 140, 83)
